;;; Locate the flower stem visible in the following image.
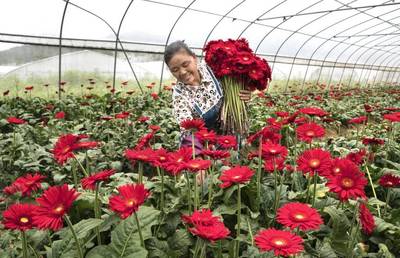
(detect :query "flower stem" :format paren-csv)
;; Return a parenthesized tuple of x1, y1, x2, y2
(257, 136, 263, 211)
(191, 133, 196, 159)
(236, 184, 241, 258)
(364, 164, 381, 217)
(207, 164, 214, 208)
(311, 173, 318, 208)
(138, 161, 143, 184)
(133, 212, 145, 247)
(21, 231, 28, 258)
(73, 155, 89, 177)
(94, 182, 102, 245)
(64, 215, 84, 258)
(185, 172, 192, 213)
(383, 189, 391, 217)
(160, 167, 165, 211)
(347, 202, 359, 253)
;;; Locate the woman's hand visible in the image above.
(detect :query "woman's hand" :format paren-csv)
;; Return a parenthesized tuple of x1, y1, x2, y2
(239, 89, 252, 102)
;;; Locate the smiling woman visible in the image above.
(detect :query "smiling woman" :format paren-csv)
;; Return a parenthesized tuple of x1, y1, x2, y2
(164, 40, 251, 151)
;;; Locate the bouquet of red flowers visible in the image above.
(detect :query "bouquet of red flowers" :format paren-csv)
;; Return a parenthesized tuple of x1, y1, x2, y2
(204, 38, 272, 135)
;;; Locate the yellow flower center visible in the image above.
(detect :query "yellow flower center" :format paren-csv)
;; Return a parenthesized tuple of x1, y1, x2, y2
(53, 205, 64, 214)
(20, 217, 29, 223)
(126, 199, 137, 207)
(306, 130, 315, 137)
(270, 149, 278, 154)
(342, 177, 354, 188)
(224, 140, 230, 144)
(177, 158, 183, 163)
(293, 213, 306, 221)
(309, 159, 320, 168)
(191, 163, 200, 168)
(333, 167, 341, 174)
(272, 238, 287, 247)
(232, 175, 241, 180)
(243, 56, 249, 61)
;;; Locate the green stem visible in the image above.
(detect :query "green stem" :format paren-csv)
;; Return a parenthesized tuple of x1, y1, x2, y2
(257, 136, 263, 211)
(247, 217, 254, 246)
(218, 240, 223, 258)
(194, 173, 198, 211)
(94, 183, 102, 245)
(191, 133, 196, 159)
(311, 173, 318, 207)
(134, 212, 145, 247)
(199, 239, 207, 258)
(273, 166, 279, 218)
(383, 189, 391, 217)
(64, 215, 84, 258)
(21, 231, 28, 258)
(207, 164, 214, 208)
(347, 203, 359, 252)
(364, 164, 381, 217)
(72, 161, 79, 190)
(28, 244, 40, 258)
(185, 172, 192, 213)
(236, 184, 241, 258)
(305, 175, 312, 203)
(73, 155, 89, 177)
(138, 161, 143, 184)
(160, 168, 165, 211)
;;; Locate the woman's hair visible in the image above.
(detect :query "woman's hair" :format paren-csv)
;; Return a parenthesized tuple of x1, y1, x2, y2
(164, 40, 196, 66)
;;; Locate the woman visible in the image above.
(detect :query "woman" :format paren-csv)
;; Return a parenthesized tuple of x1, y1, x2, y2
(164, 40, 251, 150)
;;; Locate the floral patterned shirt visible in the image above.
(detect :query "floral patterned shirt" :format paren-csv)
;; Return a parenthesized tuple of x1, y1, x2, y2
(172, 61, 223, 131)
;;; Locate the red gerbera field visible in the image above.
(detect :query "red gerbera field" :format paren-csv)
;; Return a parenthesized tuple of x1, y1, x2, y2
(33, 184, 80, 231)
(378, 174, 400, 188)
(109, 183, 150, 219)
(359, 203, 375, 235)
(219, 166, 254, 188)
(2, 203, 38, 231)
(81, 169, 115, 190)
(276, 202, 323, 231)
(296, 149, 332, 176)
(326, 166, 367, 201)
(296, 122, 325, 143)
(255, 228, 304, 257)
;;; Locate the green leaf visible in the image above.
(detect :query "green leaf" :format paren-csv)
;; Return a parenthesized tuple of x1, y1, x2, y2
(377, 243, 395, 258)
(167, 229, 192, 257)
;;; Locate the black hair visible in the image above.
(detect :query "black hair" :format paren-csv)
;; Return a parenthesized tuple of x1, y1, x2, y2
(164, 40, 196, 66)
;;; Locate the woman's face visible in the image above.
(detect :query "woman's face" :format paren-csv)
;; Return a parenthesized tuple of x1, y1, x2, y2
(167, 49, 200, 86)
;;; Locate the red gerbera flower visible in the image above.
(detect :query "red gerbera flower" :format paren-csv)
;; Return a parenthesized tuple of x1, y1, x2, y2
(326, 166, 367, 202)
(296, 123, 325, 143)
(137, 116, 150, 123)
(3, 185, 18, 195)
(149, 125, 161, 132)
(348, 116, 367, 124)
(52, 134, 98, 165)
(150, 92, 159, 100)
(163, 147, 192, 176)
(125, 148, 154, 163)
(217, 135, 237, 149)
(182, 208, 221, 226)
(180, 119, 206, 132)
(255, 228, 304, 257)
(219, 166, 254, 188)
(115, 111, 130, 119)
(189, 222, 230, 243)
(185, 159, 212, 172)
(108, 183, 150, 219)
(346, 149, 367, 165)
(296, 149, 332, 176)
(33, 184, 80, 231)
(135, 132, 155, 150)
(298, 107, 327, 117)
(378, 174, 400, 188)
(383, 112, 400, 122)
(195, 129, 216, 144)
(321, 158, 357, 178)
(359, 203, 375, 235)
(7, 117, 26, 124)
(81, 169, 115, 190)
(201, 150, 230, 160)
(54, 111, 65, 119)
(2, 203, 38, 231)
(148, 148, 169, 167)
(276, 202, 323, 231)
(362, 137, 385, 146)
(13, 172, 46, 197)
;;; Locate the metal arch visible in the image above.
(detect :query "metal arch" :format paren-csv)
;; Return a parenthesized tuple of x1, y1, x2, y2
(112, 0, 135, 92)
(62, 0, 143, 93)
(370, 45, 400, 87)
(254, 0, 324, 55)
(345, 28, 400, 87)
(58, 0, 69, 99)
(385, 55, 400, 85)
(236, 0, 288, 40)
(314, 0, 397, 85)
(327, 1, 400, 87)
(201, 0, 246, 59)
(266, 0, 326, 76)
(158, 0, 197, 91)
(334, 24, 400, 87)
(348, 36, 400, 87)
(301, 0, 398, 89)
(283, 0, 359, 92)
(381, 51, 400, 86)
(363, 49, 399, 87)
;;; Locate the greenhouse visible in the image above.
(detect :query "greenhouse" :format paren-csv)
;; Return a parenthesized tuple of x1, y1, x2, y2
(0, 0, 399, 257)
